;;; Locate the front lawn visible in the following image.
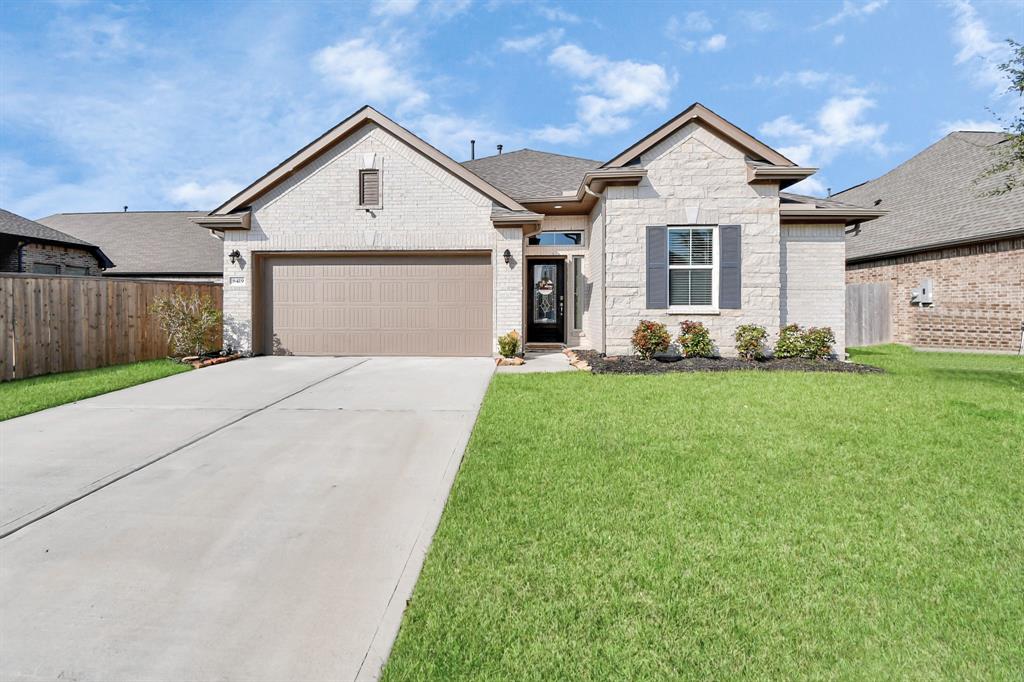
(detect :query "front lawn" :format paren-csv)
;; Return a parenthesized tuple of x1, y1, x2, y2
(384, 346, 1023, 680)
(0, 359, 190, 421)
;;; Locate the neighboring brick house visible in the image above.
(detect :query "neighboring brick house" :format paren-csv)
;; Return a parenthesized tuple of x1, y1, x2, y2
(193, 104, 882, 357)
(37, 211, 222, 282)
(0, 208, 112, 276)
(838, 131, 1024, 353)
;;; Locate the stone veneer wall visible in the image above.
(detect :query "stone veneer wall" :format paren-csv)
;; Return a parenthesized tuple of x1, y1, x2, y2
(781, 223, 846, 352)
(0, 242, 101, 276)
(602, 122, 781, 356)
(221, 123, 521, 354)
(846, 236, 1023, 352)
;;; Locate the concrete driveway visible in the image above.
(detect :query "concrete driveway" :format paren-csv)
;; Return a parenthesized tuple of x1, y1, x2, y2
(0, 356, 494, 682)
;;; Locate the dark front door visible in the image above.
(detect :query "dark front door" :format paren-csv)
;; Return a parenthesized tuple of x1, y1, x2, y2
(527, 259, 565, 344)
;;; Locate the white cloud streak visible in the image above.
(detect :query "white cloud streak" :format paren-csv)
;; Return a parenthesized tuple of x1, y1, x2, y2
(312, 38, 428, 112)
(819, 0, 887, 28)
(760, 96, 890, 166)
(948, 0, 1010, 94)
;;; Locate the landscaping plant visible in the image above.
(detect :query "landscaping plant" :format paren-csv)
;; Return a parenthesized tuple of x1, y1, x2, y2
(775, 324, 804, 358)
(801, 327, 836, 359)
(677, 320, 715, 358)
(734, 324, 768, 361)
(149, 292, 222, 357)
(631, 320, 671, 359)
(497, 330, 521, 358)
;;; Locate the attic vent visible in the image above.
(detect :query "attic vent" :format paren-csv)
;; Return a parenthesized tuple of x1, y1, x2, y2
(359, 169, 380, 207)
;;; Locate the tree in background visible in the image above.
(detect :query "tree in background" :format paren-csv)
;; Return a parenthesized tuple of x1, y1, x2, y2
(978, 39, 1024, 195)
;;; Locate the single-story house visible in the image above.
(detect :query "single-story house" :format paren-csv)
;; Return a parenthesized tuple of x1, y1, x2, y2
(192, 103, 882, 357)
(0, 208, 113, 276)
(38, 211, 223, 282)
(838, 131, 1023, 353)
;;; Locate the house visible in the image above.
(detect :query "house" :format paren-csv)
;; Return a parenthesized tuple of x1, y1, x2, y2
(0, 208, 113, 276)
(838, 131, 1024, 353)
(192, 103, 882, 357)
(37, 211, 223, 282)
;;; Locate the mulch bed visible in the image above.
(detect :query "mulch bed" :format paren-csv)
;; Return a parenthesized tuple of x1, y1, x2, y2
(574, 349, 883, 375)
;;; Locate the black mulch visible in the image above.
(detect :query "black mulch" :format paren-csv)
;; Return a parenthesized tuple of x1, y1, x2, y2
(574, 349, 883, 375)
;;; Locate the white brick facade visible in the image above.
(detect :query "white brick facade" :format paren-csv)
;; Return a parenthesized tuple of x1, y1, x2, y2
(221, 123, 521, 354)
(780, 223, 847, 352)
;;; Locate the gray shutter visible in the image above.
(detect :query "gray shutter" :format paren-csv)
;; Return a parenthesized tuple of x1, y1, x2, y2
(719, 225, 741, 309)
(646, 225, 668, 309)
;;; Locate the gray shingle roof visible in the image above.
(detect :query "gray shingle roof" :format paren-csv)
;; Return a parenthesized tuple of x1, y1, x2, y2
(834, 131, 1024, 261)
(462, 149, 602, 200)
(780, 192, 866, 209)
(37, 211, 222, 276)
(0, 208, 114, 268)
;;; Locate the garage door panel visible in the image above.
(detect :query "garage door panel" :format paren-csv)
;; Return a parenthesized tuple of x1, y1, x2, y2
(264, 254, 492, 357)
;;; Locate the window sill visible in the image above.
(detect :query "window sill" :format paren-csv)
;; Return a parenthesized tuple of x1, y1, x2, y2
(356, 205, 383, 211)
(667, 308, 720, 315)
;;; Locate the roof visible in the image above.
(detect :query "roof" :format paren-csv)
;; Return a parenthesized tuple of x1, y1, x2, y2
(213, 105, 526, 216)
(462, 149, 602, 201)
(779, 191, 886, 225)
(37, 211, 221, 276)
(835, 131, 1024, 261)
(0, 208, 114, 268)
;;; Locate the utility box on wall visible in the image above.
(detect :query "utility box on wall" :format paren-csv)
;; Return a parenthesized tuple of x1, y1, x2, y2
(910, 278, 934, 306)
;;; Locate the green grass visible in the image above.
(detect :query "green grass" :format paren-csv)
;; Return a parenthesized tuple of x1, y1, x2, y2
(0, 359, 190, 420)
(384, 346, 1023, 680)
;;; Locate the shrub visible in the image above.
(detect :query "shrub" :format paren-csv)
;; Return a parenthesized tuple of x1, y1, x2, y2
(775, 324, 804, 359)
(677, 320, 715, 358)
(734, 324, 768, 361)
(802, 327, 836, 359)
(149, 292, 222, 357)
(631, 320, 671, 359)
(497, 330, 521, 358)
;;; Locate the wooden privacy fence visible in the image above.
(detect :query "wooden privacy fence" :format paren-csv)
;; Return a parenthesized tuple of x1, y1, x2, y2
(0, 274, 222, 382)
(846, 282, 892, 347)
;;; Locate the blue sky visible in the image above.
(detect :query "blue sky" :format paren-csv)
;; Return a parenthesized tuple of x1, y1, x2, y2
(1, 0, 1021, 218)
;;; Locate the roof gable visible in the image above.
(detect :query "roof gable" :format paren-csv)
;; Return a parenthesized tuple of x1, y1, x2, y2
(603, 102, 795, 168)
(213, 106, 526, 215)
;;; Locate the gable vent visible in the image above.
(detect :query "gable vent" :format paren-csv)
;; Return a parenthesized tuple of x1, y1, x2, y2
(359, 169, 380, 207)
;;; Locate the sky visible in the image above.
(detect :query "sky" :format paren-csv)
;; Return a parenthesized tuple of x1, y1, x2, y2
(1, 0, 1021, 219)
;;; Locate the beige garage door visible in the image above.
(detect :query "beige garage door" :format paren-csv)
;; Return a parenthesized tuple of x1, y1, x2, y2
(261, 253, 493, 357)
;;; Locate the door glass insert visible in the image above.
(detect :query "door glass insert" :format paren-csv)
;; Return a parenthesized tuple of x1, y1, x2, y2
(532, 264, 558, 324)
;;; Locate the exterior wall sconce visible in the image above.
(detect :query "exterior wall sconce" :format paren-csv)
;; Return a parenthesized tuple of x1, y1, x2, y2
(229, 250, 241, 265)
(503, 249, 512, 265)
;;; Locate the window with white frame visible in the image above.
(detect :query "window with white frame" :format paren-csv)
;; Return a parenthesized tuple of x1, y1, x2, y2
(668, 226, 716, 307)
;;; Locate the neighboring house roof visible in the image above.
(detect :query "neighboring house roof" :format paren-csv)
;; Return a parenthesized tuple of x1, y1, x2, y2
(835, 131, 1024, 262)
(462, 150, 602, 201)
(0, 208, 114, 269)
(779, 192, 886, 225)
(212, 105, 526, 216)
(37, 211, 221, 276)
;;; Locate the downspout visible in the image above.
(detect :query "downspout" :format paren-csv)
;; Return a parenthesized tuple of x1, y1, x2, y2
(583, 184, 606, 353)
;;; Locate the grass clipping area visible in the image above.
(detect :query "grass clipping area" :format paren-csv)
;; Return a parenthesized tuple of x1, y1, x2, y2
(384, 346, 1024, 680)
(0, 359, 190, 421)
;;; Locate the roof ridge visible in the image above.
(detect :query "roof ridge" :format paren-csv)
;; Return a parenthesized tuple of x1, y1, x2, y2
(465, 148, 602, 165)
(43, 210, 210, 216)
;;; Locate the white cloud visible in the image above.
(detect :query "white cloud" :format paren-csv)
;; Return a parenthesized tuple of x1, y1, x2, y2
(737, 10, 775, 32)
(819, 0, 887, 27)
(501, 28, 564, 53)
(371, 0, 420, 16)
(833, 33, 846, 45)
(536, 5, 581, 23)
(548, 44, 672, 135)
(787, 176, 829, 197)
(413, 113, 517, 160)
(166, 180, 242, 208)
(312, 38, 428, 112)
(678, 11, 713, 32)
(428, 0, 471, 18)
(948, 0, 1009, 94)
(531, 124, 584, 144)
(50, 13, 142, 59)
(938, 118, 1003, 135)
(755, 70, 835, 89)
(760, 96, 889, 166)
(702, 34, 727, 52)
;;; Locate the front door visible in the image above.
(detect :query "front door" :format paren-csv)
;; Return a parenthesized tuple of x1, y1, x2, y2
(527, 259, 565, 344)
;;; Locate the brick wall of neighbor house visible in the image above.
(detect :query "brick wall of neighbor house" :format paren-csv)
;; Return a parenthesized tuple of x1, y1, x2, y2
(781, 223, 846, 352)
(10, 242, 101, 275)
(846, 237, 1024, 352)
(603, 122, 782, 356)
(523, 214, 589, 347)
(222, 123, 517, 354)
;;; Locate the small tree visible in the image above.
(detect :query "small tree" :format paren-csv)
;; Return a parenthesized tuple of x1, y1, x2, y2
(150, 292, 222, 357)
(977, 39, 1024, 195)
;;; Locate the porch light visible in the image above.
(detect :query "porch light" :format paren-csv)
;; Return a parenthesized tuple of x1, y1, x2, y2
(503, 249, 512, 265)
(229, 250, 241, 265)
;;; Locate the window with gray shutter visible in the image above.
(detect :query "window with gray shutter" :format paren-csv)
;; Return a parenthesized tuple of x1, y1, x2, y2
(668, 227, 714, 307)
(719, 225, 741, 309)
(646, 226, 668, 309)
(359, 169, 380, 207)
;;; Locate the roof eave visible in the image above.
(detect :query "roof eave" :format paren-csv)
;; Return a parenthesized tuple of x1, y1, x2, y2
(780, 206, 887, 225)
(748, 165, 818, 189)
(190, 212, 252, 230)
(846, 227, 1024, 264)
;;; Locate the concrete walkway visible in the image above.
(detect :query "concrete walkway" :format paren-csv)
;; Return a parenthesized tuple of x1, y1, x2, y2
(0, 356, 494, 682)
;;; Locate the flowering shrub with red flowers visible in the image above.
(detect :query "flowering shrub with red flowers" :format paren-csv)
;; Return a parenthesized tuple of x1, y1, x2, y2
(734, 324, 768, 361)
(677, 320, 715, 358)
(631, 320, 671, 359)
